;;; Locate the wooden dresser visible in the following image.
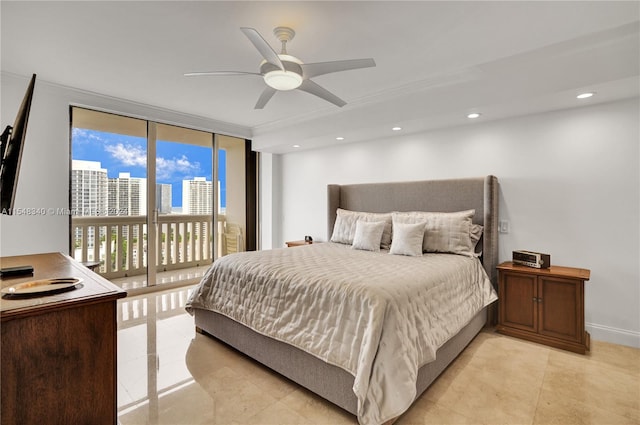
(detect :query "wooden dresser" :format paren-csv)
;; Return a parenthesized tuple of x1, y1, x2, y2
(497, 261, 590, 354)
(1, 252, 126, 425)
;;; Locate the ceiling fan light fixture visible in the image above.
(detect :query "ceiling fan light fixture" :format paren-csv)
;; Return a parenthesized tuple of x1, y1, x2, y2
(186, 27, 375, 108)
(264, 70, 303, 91)
(577, 92, 595, 99)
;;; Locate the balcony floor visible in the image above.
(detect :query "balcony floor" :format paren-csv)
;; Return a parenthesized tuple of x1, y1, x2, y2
(110, 264, 211, 295)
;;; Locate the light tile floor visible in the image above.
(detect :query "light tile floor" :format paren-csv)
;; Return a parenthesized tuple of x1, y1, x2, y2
(117, 286, 640, 425)
(111, 265, 211, 293)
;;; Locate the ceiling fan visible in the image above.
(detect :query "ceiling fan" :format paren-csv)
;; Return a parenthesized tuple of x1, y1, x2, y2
(185, 26, 376, 109)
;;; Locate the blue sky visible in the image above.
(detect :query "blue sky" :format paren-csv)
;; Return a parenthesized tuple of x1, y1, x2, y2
(72, 128, 225, 208)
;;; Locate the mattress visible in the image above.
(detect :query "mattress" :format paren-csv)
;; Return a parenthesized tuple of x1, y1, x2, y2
(186, 242, 497, 425)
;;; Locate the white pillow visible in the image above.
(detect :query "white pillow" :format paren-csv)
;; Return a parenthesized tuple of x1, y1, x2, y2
(352, 220, 386, 252)
(392, 210, 476, 256)
(470, 223, 484, 256)
(331, 209, 392, 249)
(330, 212, 356, 245)
(389, 221, 426, 257)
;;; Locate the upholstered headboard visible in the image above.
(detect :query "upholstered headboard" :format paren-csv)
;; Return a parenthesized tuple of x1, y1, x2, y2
(327, 176, 499, 286)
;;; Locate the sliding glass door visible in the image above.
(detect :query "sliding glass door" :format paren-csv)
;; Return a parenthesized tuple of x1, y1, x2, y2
(215, 134, 247, 258)
(70, 107, 252, 291)
(152, 123, 215, 286)
(71, 108, 150, 285)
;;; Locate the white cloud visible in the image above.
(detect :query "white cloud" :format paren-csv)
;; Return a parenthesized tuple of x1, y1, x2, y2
(72, 128, 106, 144)
(103, 142, 202, 179)
(156, 155, 200, 180)
(104, 143, 147, 167)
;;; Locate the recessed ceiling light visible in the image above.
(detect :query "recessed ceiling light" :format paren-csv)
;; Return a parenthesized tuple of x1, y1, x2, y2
(392, 127, 402, 131)
(467, 113, 481, 119)
(336, 136, 345, 141)
(577, 92, 595, 99)
(292, 144, 300, 148)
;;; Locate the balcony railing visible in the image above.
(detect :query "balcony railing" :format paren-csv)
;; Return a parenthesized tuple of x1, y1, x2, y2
(72, 214, 217, 280)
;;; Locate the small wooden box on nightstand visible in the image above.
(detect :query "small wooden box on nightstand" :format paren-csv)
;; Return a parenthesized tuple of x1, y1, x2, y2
(497, 261, 591, 354)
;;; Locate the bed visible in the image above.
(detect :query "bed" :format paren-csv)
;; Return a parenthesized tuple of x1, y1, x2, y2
(186, 176, 499, 425)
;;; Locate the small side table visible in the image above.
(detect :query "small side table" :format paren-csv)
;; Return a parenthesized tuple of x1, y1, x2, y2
(285, 240, 313, 247)
(497, 261, 590, 354)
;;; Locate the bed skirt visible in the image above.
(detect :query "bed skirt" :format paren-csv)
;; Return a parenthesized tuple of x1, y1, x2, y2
(193, 306, 488, 417)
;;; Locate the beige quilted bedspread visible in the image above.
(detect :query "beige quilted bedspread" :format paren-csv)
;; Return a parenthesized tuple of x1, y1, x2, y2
(186, 242, 497, 425)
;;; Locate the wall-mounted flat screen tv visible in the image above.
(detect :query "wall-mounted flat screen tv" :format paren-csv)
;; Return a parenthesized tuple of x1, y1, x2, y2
(1, 74, 36, 214)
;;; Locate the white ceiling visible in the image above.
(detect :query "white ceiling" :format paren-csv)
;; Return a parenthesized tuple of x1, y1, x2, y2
(2, 1, 639, 153)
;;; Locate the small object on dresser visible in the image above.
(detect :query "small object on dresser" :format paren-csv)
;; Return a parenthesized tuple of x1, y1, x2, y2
(304, 235, 313, 242)
(0, 265, 34, 278)
(512, 250, 550, 269)
(81, 261, 101, 271)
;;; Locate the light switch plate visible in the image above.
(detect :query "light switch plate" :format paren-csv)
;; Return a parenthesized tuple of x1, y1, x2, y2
(498, 220, 510, 234)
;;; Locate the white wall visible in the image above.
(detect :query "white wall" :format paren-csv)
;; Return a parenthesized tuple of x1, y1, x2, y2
(275, 97, 640, 347)
(0, 72, 250, 257)
(258, 152, 282, 251)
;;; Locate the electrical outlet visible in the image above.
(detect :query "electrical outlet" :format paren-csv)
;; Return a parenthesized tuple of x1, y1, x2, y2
(498, 220, 510, 234)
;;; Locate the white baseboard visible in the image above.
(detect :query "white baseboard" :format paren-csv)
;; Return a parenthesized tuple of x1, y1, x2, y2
(586, 322, 640, 348)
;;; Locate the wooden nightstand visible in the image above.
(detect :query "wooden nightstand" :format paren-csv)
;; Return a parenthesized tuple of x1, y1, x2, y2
(497, 261, 590, 354)
(285, 240, 313, 247)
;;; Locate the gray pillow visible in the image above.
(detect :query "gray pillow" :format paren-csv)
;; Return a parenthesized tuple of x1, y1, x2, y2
(331, 209, 392, 249)
(389, 221, 426, 257)
(352, 220, 386, 252)
(392, 210, 477, 256)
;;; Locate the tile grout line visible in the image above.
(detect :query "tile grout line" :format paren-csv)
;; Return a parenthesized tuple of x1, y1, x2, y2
(529, 348, 552, 425)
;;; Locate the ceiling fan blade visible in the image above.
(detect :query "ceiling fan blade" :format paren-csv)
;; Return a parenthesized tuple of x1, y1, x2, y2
(184, 71, 261, 77)
(298, 80, 346, 107)
(240, 27, 284, 70)
(301, 58, 376, 79)
(254, 87, 277, 109)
